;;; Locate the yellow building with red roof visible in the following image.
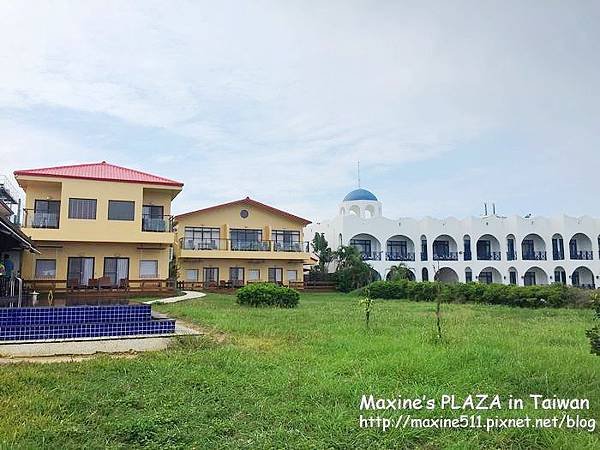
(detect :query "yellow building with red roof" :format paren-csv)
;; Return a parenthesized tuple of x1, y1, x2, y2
(14, 162, 183, 292)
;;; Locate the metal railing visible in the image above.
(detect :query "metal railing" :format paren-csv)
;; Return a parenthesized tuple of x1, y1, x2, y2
(552, 251, 565, 260)
(522, 251, 547, 260)
(570, 251, 593, 260)
(142, 215, 174, 232)
(386, 252, 415, 261)
(359, 251, 382, 261)
(477, 251, 502, 261)
(180, 238, 309, 252)
(0, 277, 22, 307)
(433, 252, 459, 261)
(23, 209, 60, 229)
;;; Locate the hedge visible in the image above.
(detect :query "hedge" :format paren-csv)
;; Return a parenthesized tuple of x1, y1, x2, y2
(236, 283, 300, 308)
(366, 280, 588, 308)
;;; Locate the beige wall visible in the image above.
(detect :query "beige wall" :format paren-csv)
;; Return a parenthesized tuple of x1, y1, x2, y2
(176, 202, 306, 241)
(178, 258, 303, 284)
(17, 175, 179, 244)
(175, 201, 310, 283)
(22, 242, 170, 281)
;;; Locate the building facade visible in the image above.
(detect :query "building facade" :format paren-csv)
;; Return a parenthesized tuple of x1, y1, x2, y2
(175, 197, 311, 287)
(14, 162, 182, 289)
(305, 188, 600, 288)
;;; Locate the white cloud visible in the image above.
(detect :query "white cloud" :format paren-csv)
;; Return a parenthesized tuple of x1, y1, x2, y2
(0, 1, 599, 220)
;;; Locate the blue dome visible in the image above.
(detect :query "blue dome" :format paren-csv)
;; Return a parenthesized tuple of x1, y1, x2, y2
(343, 188, 378, 202)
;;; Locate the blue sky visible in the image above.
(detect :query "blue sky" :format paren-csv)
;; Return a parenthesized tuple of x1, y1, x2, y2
(1, 1, 599, 222)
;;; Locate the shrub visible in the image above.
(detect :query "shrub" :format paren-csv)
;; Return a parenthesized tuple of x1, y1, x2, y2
(586, 295, 600, 356)
(236, 283, 300, 308)
(367, 280, 589, 309)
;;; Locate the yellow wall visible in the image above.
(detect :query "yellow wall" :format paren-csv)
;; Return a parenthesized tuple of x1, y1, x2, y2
(178, 258, 303, 284)
(22, 242, 170, 281)
(175, 201, 310, 283)
(17, 175, 179, 244)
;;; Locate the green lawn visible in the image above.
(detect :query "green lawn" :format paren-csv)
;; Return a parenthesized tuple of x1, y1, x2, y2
(0, 293, 598, 449)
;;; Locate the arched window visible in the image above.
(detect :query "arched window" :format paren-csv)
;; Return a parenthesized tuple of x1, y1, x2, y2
(422, 267, 429, 282)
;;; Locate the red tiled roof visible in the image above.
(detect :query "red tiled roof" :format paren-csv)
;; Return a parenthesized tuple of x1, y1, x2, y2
(176, 197, 312, 225)
(14, 161, 183, 187)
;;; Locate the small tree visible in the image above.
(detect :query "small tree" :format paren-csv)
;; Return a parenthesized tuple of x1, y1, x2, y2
(387, 263, 414, 281)
(586, 293, 600, 356)
(432, 262, 443, 341)
(334, 245, 374, 292)
(311, 232, 333, 274)
(360, 286, 374, 329)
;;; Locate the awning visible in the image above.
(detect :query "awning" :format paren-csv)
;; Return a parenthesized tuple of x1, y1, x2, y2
(0, 215, 39, 254)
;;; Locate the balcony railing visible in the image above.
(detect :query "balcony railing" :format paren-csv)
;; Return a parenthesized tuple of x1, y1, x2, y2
(433, 252, 458, 261)
(420, 252, 428, 261)
(386, 252, 415, 261)
(552, 251, 564, 260)
(574, 283, 596, 290)
(477, 251, 501, 261)
(463, 251, 472, 261)
(359, 251, 382, 261)
(522, 251, 547, 261)
(142, 215, 174, 232)
(23, 209, 60, 229)
(181, 238, 309, 252)
(570, 251, 593, 260)
(507, 251, 517, 261)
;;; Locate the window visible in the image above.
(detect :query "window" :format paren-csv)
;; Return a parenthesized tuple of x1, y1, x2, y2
(509, 271, 517, 285)
(142, 205, 166, 232)
(248, 269, 260, 281)
(103, 257, 130, 285)
(524, 271, 536, 286)
(465, 270, 472, 283)
(268, 267, 283, 283)
(203, 267, 219, 283)
(139, 260, 158, 278)
(184, 227, 220, 250)
(522, 240, 534, 258)
(287, 270, 298, 282)
(387, 240, 407, 259)
(272, 230, 301, 251)
(422, 267, 429, 282)
(186, 269, 199, 281)
(35, 259, 56, 278)
(552, 237, 564, 260)
(479, 271, 493, 284)
(108, 200, 135, 221)
(68, 198, 97, 219)
(421, 239, 428, 261)
(33, 199, 60, 228)
(230, 229, 266, 251)
(240, 209, 249, 218)
(67, 257, 94, 287)
(433, 240, 449, 257)
(476, 240, 491, 259)
(350, 239, 371, 258)
(229, 267, 244, 282)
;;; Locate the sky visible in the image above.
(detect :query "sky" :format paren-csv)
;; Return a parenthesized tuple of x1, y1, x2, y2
(1, 1, 599, 222)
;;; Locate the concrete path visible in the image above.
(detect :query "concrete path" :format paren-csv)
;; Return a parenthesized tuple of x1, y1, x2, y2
(144, 290, 206, 304)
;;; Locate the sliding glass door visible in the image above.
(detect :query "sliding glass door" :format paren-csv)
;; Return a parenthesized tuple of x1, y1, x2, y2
(67, 257, 94, 287)
(103, 257, 130, 286)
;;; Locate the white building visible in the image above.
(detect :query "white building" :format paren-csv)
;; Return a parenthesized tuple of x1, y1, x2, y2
(305, 188, 599, 288)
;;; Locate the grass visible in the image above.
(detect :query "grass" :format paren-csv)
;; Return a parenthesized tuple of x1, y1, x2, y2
(0, 293, 598, 449)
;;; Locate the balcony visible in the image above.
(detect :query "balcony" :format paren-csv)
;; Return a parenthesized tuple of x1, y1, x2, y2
(359, 251, 382, 261)
(570, 251, 593, 260)
(386, 252, 415, 261)
(522, 251, 547, 261)
(23, 209, 60, 229)
(142, 215, 174, 232)
(433, 252, 458, 261)
(477, 252, 501, 261)
(181, 238, 309, 253)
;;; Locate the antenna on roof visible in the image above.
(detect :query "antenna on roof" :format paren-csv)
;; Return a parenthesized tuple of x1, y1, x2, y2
(357, 161, 361, 188)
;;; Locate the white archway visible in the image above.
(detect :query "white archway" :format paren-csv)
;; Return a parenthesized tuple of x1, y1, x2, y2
(524, 266, 548, 285)
(432, 234, 458, 261)
(385, 235, 415, 261)
(349, 233, 382, 260)
(521, 234, 547, 261)
(476, 234, 501, 261)
(478, 266, 502, 284)
(571, 266, 595, 288)
(437, 267, 459, 283)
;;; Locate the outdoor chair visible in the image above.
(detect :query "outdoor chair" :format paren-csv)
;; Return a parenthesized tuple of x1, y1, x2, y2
(97, 276, 112, 290)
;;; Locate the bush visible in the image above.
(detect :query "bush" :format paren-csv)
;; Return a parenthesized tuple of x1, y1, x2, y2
(586, 295, 600, 356)
(367, 280, 589, 308)
(236, 283, 300, 308)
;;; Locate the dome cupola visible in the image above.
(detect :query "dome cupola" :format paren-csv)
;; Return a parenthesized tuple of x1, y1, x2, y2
(339, 187, 382, 218)
(343, 188, 378, 202)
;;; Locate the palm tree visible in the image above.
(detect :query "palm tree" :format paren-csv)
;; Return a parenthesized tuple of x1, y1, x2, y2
(386, 263, 414, 281)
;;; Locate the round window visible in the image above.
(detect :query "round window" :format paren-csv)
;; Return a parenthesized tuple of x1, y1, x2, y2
(240, 209, 249, 218)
